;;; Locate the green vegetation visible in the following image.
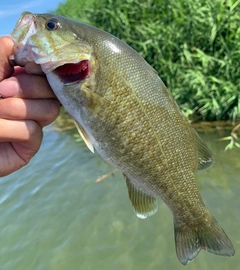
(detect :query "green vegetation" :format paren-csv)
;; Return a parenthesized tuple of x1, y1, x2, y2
(219, 123, 240, 150)
(55, 0, 240, 122)
(53, 0, 95, 24)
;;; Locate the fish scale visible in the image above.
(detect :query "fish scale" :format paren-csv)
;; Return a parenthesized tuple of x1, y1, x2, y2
(10, 12, 235, 265)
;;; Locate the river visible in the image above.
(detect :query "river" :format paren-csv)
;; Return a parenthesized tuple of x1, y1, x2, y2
(0, 117, 239, 270)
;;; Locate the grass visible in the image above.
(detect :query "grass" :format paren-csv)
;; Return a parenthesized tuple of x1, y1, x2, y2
(55, 0, 240, 122)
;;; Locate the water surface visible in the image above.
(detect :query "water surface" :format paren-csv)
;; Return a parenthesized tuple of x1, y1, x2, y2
(0, 122, 239, 270)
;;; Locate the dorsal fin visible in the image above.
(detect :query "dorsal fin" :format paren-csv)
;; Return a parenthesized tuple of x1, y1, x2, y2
(151, 66, 158, 74)
(125, 175, 158, 219)
(194, 131, 214, 170)
(73, 120, 94, 153)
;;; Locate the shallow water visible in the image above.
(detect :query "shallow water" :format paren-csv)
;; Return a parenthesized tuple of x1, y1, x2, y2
(0, 122, 239, 270)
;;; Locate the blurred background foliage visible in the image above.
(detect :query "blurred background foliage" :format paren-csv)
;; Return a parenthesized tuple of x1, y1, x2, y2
(55, 0, 240, 122)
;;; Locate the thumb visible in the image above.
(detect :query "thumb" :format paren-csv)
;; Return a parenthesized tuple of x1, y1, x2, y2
(0, 36, 15, 81)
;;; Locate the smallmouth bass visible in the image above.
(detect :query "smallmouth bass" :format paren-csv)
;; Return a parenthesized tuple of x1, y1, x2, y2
(10, 12, 235, 265)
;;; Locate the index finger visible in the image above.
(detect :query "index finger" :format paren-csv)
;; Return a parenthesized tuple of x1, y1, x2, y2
(0, 36, 15, 80)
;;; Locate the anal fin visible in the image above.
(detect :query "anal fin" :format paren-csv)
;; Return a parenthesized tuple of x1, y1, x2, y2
(125, 175, 158, 219)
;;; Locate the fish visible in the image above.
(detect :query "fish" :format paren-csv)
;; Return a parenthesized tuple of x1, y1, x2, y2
(10, 12, 235, 265)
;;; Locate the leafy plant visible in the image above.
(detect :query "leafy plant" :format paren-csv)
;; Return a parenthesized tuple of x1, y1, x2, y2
(219, 123, 240, 150)
(55, 0, 240, 122)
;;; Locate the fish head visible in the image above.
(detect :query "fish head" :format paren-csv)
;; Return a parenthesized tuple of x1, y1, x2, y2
(11, 12, 93, 86)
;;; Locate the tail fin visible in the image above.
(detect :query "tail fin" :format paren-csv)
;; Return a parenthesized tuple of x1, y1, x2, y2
(174, 216, 235, 265)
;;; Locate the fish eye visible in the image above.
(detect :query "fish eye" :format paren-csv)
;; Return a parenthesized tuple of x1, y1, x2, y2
(45, 18, 60, 31)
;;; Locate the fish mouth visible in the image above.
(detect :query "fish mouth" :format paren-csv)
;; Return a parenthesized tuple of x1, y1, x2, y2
(53, 60, 90, 85)
(10, 12, 91, 84)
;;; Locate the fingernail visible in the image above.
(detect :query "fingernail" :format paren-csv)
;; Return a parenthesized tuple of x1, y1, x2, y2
(0, 78, 19, 97)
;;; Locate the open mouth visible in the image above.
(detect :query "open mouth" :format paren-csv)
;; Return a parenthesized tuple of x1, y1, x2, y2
(54, 60, 90, 84)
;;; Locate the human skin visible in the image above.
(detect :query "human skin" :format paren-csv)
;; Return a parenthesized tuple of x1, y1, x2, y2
(0, 36, 60, 176)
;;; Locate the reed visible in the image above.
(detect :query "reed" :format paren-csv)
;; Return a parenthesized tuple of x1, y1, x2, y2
(55, 0, 240, 121)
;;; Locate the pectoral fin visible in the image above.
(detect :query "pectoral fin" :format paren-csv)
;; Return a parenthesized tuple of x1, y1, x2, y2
(194, 132, 215, 170)
(73, 120, 94, 153)
(125, 175, 158, 219)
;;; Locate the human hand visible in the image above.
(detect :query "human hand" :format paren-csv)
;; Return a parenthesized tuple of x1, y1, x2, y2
(0, 36, 60, 176)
